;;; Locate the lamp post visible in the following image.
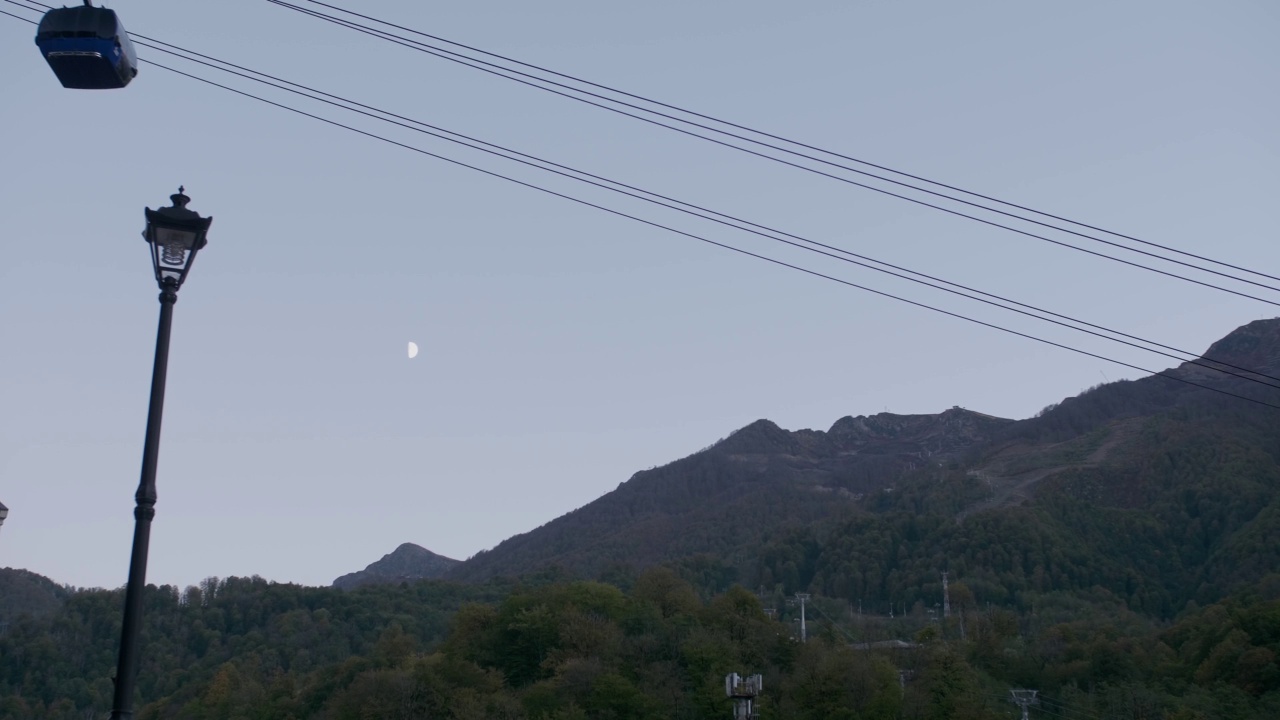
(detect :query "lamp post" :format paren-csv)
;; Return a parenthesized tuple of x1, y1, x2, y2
(110, 187, 211, 720)
(0, 501, 8, 533)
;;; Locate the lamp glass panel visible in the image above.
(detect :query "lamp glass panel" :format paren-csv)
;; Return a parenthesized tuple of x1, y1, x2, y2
(154, 226, 198, 250)
(151, 226, 198, 278)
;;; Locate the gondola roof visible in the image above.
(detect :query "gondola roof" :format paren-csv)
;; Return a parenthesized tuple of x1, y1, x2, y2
(36, 5, 122, 40)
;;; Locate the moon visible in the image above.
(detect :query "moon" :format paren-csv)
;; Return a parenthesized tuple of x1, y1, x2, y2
(407, 341, 419, 359)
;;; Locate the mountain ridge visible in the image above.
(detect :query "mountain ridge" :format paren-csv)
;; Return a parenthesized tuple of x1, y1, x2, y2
(329, 319, 1280, 603)
(439, 318, 1280, 586)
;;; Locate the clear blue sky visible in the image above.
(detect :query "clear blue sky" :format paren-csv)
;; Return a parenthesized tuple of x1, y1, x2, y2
(2, 0, 1277, 589)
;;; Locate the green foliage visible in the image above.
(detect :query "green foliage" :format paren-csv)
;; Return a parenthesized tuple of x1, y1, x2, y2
(0, 575, 509, 719)
(8, 569, 1280, 718)
(0, 569, 69, 623)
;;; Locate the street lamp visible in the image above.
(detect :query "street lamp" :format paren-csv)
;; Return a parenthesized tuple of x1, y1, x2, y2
(110, 187, 211, 720)
(0, 501, 8, 533)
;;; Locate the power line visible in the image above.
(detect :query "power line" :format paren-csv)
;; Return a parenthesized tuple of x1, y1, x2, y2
(802, 598, 859, 644)
(0, 6, 32, 24)
(1037, 695, 1106, 720)
(10, 7, 1280, 409)
(987, 691, 1111, 720)
(268, 0, 1280, 294)
(263, 1, 1280, 304)
(281, 1, 1280, 286)
(10, 0, 1280, 404)
(116, 67, 1280, 412)
(59, 13, 1280, 392)
(24, 0, 1257, 391)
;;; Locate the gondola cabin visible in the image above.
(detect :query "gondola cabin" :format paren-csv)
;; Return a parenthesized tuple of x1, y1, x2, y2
(35, 3, 137, 89)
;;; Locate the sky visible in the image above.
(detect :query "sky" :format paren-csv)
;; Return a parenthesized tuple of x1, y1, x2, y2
(1, 0, 1278, 590)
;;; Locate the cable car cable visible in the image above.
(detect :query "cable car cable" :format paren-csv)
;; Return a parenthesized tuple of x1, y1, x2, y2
(267, 0, 1280, 290)
(17, 1, 1279, 307)
(5, 1, 1279, 395)
(63, 19, 1280, 390)
(284, 0, 1280, 289)
(4, 7, 1277, 410)
(131, 58, 1280, 411)
(257, 3, 1280, 307)
(0, 6, 32, 23)
(1036, 697, 1104, 720)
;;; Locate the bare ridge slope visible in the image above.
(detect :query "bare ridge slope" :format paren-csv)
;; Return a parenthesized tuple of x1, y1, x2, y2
(447, 408, 1013, 582)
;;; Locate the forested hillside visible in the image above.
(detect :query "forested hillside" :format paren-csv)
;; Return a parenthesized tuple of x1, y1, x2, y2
(0, 575, 512, 719)
(3, 568, 1278, 718)
(0, 568, 68, 623)
(6, 320, 1280, 718)
(445, 320, 1280, 622)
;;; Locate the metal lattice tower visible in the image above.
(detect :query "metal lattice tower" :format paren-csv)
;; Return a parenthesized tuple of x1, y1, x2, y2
(1010, 689, 1039, 720)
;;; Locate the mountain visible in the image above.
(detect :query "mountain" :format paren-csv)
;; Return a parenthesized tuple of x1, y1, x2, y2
(447, 407, 1014, 583)
(8, 320, 1280, 720)
(332, 543, 460, 589)
(444, 319, 1280, 612)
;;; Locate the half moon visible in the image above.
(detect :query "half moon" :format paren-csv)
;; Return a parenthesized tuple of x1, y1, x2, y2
(408, 342, 419, 359)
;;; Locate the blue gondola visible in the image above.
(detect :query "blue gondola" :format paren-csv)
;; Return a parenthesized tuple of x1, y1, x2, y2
(35, 1, 137, 89)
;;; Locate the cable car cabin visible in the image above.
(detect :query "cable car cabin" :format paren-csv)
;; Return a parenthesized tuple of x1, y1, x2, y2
(35, 4, 137, 89)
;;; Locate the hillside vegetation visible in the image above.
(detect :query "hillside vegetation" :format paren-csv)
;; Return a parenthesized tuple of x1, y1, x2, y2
(6, 320, 1280, 718)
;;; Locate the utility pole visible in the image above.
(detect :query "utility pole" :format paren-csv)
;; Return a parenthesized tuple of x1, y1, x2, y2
(794, 593, 810, 643)
(1010, 689, 1039, 720)
(942, 571, 951, 618)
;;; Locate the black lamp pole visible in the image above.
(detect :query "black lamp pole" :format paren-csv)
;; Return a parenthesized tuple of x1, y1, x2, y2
(110, 188, 211, 720)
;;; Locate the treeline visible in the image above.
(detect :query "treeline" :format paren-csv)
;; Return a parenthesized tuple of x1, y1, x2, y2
(0, 574, 510, 719)
(4, 566, 1280, 718)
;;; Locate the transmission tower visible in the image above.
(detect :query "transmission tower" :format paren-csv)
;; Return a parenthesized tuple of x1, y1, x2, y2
(1009, 689, 1039, 720)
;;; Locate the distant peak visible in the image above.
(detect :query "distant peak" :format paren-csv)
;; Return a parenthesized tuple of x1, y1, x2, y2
(1171, 318, 1280, 384)
(332, 543, 461, 589)
(738, 418, 784, 434)
(714, 418, 801, 455)
(1201, 318, 1280, 368)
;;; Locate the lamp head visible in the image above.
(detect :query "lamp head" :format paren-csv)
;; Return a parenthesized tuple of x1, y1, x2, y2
(143, 186, 212, 290)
